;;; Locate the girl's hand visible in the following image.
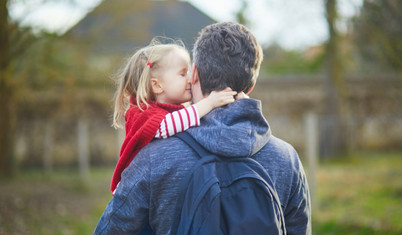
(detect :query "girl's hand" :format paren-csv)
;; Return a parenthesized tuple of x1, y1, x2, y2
(208, 87, 237, 108)
(194, 87, 237, 118)
(235, 92, 249, 100)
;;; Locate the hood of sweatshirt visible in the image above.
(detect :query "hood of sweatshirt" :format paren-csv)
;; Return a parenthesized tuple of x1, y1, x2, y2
(187, 98, 271, 158)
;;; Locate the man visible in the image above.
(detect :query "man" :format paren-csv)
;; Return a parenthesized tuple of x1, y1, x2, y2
(95, 22, 311, 235)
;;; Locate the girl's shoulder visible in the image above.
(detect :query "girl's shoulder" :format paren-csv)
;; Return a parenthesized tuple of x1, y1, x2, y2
(126, 104, 166, 120)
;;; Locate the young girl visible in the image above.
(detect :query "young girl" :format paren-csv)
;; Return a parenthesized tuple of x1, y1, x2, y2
(110, 40, 237, 194)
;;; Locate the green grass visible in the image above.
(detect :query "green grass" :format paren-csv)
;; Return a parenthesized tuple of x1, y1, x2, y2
(0, 152, 401, 234)
(311, 152, 402, 234)
(0, 168, 113, 235)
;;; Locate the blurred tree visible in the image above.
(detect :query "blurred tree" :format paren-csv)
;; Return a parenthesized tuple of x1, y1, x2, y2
(236, 0, 249, 26)
(0, 5, 62, 175)
(261, 43, 325, 75)
(0, 0, 111, 174)
(0, 0, 46, 177)
(322, 0, 345, 157)
(0, 0, 16, 178)
(352, 0, 402, 73)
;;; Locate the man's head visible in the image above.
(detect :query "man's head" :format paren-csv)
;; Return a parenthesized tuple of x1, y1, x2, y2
(191, 22, 263, 102)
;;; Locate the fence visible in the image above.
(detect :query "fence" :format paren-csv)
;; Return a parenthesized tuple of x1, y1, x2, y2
(13, 76, 402, 173)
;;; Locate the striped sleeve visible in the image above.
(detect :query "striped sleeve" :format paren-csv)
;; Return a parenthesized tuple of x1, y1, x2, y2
(155, 105, 200, 139)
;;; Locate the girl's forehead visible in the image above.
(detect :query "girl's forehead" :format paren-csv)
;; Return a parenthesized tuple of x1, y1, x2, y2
(161, 48, 190, 66)
(172, 48, 190, 61)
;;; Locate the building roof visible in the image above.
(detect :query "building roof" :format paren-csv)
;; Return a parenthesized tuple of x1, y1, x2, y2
(66, 0, 216, 55)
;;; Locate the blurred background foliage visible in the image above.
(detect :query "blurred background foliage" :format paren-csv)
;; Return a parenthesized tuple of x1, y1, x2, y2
(352, 0, 402, 73)
(0, 0, 401, 234)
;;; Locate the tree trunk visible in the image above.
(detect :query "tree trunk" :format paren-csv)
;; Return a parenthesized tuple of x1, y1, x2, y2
(323, 0, 343, 157)
(0, 0, 16, 179)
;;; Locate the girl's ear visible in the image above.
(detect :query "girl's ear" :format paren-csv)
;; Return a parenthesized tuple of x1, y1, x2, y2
(191, 64, 199, 84)
(151, 78, 164, 94)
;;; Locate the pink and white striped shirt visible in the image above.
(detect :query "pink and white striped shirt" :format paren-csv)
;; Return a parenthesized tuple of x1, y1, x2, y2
(155, 105, 200, 139)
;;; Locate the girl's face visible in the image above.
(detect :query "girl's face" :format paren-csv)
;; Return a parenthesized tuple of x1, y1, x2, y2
(154, 48, 191, 105)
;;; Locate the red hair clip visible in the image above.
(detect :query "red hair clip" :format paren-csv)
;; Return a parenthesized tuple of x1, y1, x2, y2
(147, 62, 153, 68)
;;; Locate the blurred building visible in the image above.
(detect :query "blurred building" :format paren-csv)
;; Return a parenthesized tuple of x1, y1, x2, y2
(66, 0, 215, 55)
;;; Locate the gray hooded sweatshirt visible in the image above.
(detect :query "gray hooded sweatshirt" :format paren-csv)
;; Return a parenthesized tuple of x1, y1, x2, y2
(95, 99, 311, 235)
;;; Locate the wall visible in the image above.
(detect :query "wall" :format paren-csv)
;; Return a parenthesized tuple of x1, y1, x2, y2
(15, 76, 402, 168)
(251, 76, 402, 153)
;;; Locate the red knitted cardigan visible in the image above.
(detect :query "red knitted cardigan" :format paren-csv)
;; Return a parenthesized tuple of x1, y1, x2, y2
(110, 97, 184, 192)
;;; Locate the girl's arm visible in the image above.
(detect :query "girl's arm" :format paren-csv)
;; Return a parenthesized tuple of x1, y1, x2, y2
(194, 87, 237, 118)
(155, 105, 199, 139)
(155, 88, 236, 139)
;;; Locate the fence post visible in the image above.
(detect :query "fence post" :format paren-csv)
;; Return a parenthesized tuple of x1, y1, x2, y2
(305, 112, 319, 212)
(78, 118, 90, 182)
(43, 121, 54, 175)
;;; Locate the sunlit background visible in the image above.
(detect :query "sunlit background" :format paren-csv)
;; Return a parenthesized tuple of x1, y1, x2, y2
(1, 0, 401, 234)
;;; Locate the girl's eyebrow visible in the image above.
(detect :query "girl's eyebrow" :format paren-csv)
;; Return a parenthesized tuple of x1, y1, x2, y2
(179, 66, 188, 72)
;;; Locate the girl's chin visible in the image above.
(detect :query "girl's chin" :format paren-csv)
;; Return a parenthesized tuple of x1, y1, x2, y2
(181, 101, 192, 107)
(181, 97, 192, 104)
(184, 93, 192, 101)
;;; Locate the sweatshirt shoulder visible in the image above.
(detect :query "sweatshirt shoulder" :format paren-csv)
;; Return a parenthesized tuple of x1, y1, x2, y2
(137, 137, 197, 168)
(266, 135, 299, 158)
(256, 135, 303, 178)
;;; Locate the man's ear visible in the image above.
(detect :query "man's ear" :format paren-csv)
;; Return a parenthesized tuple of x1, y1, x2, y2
(151, 78, 164, 94)
(191, 64, 199, 84)
(246, 83, 255, 95)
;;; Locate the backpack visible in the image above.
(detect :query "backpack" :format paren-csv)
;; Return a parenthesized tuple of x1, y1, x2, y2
(172, 132, 286, 235)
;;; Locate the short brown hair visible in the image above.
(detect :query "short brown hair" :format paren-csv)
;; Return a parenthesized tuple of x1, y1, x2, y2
(193, 22, 263, 95)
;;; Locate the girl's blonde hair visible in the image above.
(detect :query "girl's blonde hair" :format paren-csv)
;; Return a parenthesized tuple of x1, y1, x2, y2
(112, 38, 189, 129)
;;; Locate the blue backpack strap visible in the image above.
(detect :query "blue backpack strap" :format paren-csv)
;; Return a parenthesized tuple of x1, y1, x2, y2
(171, 132, 218, 234)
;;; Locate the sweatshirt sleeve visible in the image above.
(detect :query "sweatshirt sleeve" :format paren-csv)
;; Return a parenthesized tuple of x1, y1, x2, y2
(284, 150, 312, 235)
(154, 105, 200, 139)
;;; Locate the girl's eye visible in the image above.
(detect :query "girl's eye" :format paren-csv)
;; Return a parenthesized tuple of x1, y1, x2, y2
(180, 68, 189, 77)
